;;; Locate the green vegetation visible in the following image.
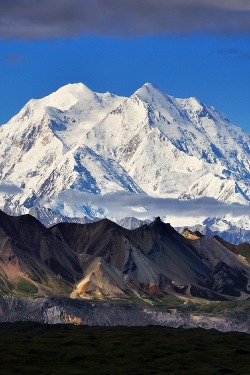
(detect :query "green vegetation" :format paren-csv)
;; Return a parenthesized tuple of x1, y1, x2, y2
(15, 279, 38, 296)
(44, 277, 73, 296)
(181, 299, 250, 315)
(0, 323, 250, 374)
(7, 277, 72, 298)
(74, 294, 250, 316)
(129, 295, 250, 316)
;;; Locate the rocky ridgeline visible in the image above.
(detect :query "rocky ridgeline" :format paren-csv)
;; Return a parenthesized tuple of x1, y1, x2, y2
(0, 297, 249, 333)
(0, 211, 250, 302)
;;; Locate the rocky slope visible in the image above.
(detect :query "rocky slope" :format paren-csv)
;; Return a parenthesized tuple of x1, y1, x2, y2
(213, 235, 250, 264)
(0, 210, 83, 296)
(0, 210, 250, 302)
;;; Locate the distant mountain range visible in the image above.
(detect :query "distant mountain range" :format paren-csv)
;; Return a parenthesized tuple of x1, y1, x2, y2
(0, 82, 249, 240)
(176, 217, 250, 245)
(0, 210, 250, 302)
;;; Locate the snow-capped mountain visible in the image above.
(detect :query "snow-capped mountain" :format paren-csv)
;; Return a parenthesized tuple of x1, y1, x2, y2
(116, 217, 150, 230)
(28, 205, 95, 228)
(0, 82, 249, 229)
(176, 216, 250, 245)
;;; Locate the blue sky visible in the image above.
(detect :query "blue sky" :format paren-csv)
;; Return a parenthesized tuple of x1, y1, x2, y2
(1, 1, 250, 133)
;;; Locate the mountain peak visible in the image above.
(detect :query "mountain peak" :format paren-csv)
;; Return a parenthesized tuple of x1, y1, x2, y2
(143, 82, 159, 89)
(55, 82, 93, 94)
(135, 82, 164, 96)
(40, 82, 98, 110)
(133, 82, 173, 108)
(153, 216, 162, 223)
(1, 81, 250, 230)
(148, 217, 175, 234)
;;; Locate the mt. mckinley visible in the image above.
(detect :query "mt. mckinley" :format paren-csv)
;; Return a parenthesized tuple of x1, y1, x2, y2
(0, 82, 249, 235)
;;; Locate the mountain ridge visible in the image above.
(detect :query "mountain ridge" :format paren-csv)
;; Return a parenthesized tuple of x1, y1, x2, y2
(0, 82, 249, 232)
(0, 210, 250, 302)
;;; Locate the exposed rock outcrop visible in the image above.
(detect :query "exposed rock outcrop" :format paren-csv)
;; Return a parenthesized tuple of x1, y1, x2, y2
(0, 297, 249, 333)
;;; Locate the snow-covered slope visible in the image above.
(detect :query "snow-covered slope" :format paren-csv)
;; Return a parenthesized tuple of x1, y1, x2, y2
(176, 216, 250, 245)
(28, 205, 95, 228)
(0, 82, 250, 226)
(0, 83, 140, 213)
(116, 217, 150, 230)
(86, 83, 250, 201)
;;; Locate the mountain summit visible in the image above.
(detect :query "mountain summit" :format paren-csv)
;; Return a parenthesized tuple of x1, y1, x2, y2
(0, 82, 249, 221)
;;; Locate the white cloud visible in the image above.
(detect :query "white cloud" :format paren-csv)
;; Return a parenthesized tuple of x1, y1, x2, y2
(56, 189, 250, 220)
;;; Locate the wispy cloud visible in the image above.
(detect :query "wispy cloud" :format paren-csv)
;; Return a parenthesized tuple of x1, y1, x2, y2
(216, 47, 250, 60)
(0, 182, 23, 195)
(56, 190, 250, 220)
(1, 0, 250, 40)
(4, 54, 25, 64)
(216, 48, 240, 55)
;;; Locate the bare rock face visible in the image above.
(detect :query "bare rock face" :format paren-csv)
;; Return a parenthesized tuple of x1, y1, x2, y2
(0, 210, 83, 296)
(0, 297, 249, 333)
(181, 228, 204, 240)
(57, 217, 250, 301)
(214, 235, 250, 265)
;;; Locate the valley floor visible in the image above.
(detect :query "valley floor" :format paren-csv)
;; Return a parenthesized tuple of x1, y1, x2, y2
(0, 323, 250, 374)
